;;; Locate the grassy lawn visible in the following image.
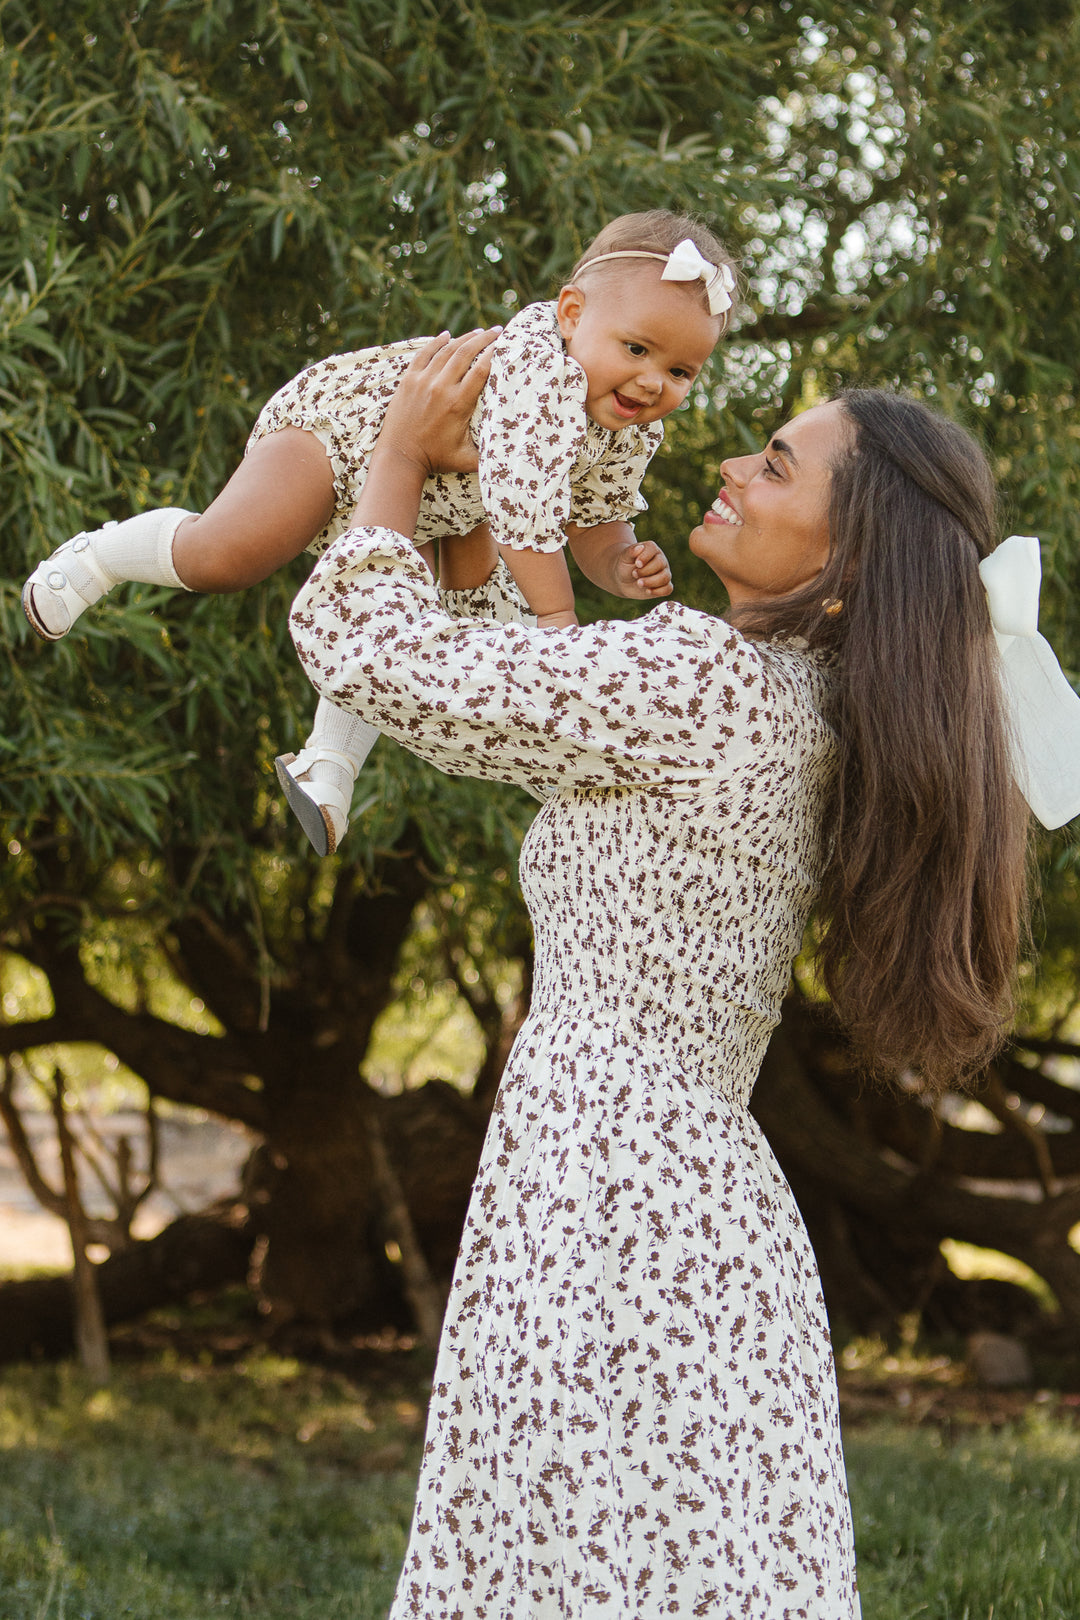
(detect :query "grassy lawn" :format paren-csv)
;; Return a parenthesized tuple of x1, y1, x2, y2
(848, 1420, 1080, 1619)
(0, 1347, 428, 1620)
(1, 1339, 1079, 1619)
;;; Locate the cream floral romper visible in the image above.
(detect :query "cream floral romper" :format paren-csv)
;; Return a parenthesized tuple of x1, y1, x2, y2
(248, 301, 665, 556)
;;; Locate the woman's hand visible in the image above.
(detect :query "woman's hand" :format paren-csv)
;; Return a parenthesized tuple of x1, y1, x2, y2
(378, 327, 503, 477)
(348, 328, 502, 538)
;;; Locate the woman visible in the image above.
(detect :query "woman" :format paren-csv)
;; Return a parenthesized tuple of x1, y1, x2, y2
(289, 330, 1031, 1619)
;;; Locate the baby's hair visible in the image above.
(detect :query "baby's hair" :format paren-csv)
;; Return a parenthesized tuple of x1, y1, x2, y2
(569, 210, 739, 328)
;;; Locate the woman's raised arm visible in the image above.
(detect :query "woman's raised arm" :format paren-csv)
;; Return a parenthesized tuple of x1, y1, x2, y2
(289, 519, 818, 801)
(347, 328, 502, 538)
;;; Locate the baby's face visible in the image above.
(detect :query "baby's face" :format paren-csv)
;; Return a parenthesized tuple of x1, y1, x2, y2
(556, 269, 721, 433)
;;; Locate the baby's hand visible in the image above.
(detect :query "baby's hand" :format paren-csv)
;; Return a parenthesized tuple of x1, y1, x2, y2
(617, 541, 673, 599)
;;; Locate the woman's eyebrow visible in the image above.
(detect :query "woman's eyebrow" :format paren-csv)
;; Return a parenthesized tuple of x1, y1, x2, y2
(768, 436, 799, 466)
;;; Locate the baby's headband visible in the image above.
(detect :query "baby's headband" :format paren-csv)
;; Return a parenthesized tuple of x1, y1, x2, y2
(579, 238, 736, 317)
(979, 534, 1080, 828)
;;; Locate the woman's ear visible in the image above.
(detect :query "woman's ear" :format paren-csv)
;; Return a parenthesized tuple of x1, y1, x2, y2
(556, 284, 586, 341)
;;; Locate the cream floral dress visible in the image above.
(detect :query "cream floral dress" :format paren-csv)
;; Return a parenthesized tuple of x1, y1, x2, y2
(248, 301, 663, 556)
(290, 532, 861, 1620)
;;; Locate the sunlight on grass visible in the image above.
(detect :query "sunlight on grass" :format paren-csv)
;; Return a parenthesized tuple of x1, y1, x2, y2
(847, 1416, 1080, 1620)
(0, 1354, 428, 1619)
(3, 1350, 1080, 1618)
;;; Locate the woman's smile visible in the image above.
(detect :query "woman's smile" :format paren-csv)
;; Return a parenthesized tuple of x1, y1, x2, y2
(704, 490, 743, 527)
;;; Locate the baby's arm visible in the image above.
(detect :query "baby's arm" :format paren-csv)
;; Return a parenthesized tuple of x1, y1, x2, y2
(497, 543, 578, 629)
(566, 520, 673, 601)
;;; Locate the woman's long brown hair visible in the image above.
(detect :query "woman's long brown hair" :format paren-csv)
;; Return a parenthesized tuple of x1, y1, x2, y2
(734, 389, 1031, 1090)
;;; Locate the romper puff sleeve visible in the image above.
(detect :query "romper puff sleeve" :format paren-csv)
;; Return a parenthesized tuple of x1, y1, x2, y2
(290, 524, 790, 802)
(475, 303, 663, 554)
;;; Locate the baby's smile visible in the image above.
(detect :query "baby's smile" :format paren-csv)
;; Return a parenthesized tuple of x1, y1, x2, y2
(611, 389, 648, 419)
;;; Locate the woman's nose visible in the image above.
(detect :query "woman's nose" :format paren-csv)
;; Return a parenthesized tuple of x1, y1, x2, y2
(720, 452, 756, 486)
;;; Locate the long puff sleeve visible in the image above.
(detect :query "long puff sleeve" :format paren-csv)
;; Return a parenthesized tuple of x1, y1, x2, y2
(291, 525, 798, 802)
(474, 304, 589, 555)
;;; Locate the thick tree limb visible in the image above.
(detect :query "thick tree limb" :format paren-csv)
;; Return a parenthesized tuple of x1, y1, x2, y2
(2, 972, 268, 1129)
(753, 1025, 1080, 1328)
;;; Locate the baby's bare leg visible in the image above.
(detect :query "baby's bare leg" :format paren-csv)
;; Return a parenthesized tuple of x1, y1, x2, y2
(439, 524, 497, 592)
(22, 426, 340, 640)
(173, 428, 337, 591)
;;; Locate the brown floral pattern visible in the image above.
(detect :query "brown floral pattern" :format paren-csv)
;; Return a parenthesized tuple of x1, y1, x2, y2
(291, 531, 860, 1620)
(247, 301, 663, 555)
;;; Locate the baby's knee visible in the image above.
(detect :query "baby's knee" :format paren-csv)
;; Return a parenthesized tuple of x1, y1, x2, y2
(172, 514, 262, 592)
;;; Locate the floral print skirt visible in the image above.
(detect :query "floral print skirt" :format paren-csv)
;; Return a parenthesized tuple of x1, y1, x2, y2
(389, 1004, 859, 1620)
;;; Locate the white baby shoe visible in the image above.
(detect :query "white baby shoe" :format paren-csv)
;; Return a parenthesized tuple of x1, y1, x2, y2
(22, 530, 118, 639)
(274, 748, 353, 856)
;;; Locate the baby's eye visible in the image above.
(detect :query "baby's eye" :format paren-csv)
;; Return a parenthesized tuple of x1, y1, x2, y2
(671, 367, 691, 380)
(626, 342, 647, 356)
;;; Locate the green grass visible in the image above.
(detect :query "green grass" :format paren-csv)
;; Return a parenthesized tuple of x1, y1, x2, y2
(2, 1348, 1080, 1619)
(0, 1351, 428, 1619)
(847, 1416, 1080, 1619)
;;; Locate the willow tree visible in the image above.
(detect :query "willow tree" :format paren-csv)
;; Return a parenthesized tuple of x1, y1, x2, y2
(1, 0, 1079, 1350)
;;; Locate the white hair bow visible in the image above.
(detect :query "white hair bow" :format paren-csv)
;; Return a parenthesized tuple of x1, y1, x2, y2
(659, 238, 737, 316)
(979, 534, 1080, 828)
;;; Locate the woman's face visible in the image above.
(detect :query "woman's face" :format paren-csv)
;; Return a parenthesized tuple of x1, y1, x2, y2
(689, 400, 851, 606)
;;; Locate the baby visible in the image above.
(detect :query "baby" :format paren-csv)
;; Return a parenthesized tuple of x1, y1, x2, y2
(22, 209, 735, 853)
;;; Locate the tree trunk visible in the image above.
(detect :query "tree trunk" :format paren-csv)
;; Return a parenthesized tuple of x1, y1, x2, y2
(0, 1205, 253, 1364)
(244, 1076, 489, 1329)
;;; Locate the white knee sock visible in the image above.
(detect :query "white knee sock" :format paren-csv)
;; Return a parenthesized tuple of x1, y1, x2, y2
(90, 508, 196, 588)
(27, 507, 197, 638)
(302, 697, 381, 798)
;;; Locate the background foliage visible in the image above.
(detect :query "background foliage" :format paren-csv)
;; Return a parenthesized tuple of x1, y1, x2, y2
(2, 0, 1078, 867)
(1, 0, 1079, 1337)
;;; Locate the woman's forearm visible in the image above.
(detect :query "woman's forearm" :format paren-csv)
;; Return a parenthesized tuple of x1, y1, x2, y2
(343, 328, 501, 542)
(346, 443, 428, 539)
(344, 328, 501, 539)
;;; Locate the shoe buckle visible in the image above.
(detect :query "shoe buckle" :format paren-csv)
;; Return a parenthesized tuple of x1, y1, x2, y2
(71, 534, 90, 552)
(47, 569, 67, 590)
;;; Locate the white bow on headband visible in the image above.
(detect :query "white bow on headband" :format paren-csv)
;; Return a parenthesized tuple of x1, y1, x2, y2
(979, 534, 1080, 828)
(582, 239, 737, 316)
(659, 239, 737, 316)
